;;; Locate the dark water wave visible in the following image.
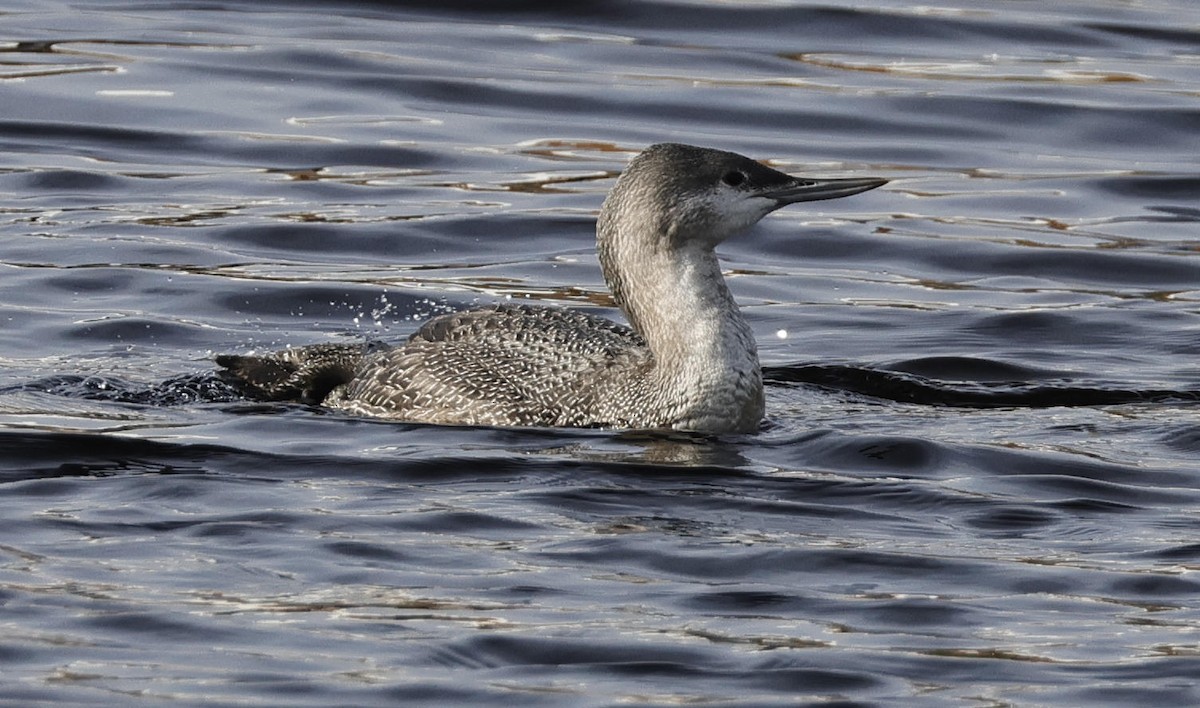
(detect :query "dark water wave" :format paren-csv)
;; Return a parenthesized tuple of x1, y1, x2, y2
(1, 373, 245, 406)
(0, 118, 439, 180)
(765, 360, 1200, 408)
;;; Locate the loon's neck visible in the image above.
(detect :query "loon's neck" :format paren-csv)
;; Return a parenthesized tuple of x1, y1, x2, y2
(602, 237, 764, 431)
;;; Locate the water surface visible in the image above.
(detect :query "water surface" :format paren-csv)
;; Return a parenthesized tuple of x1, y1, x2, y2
(2, 0, 1199, 704)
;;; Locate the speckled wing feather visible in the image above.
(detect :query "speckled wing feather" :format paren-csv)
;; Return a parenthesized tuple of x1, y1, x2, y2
(327, 304, 653, 427)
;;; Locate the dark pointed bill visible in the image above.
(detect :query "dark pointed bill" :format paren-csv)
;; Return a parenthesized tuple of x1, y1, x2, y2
(761, 176, 888, 205)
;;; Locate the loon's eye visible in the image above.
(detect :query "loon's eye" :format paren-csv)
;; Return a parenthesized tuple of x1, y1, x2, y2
(721, 170, 746, 187)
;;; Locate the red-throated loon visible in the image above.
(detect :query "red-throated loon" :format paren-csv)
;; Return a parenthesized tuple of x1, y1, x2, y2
(216, 143, 886, 432)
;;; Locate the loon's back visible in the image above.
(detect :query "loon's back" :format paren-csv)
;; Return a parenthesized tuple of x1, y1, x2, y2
(219, 304, 658, 428)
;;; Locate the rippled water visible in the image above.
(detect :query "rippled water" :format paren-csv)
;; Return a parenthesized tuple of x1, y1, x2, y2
(2, 0, 1199, 704)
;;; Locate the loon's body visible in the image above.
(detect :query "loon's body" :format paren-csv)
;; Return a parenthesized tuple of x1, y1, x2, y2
(217, 143, 885, 433)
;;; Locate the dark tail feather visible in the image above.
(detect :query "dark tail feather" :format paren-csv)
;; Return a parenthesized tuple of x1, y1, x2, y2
(215, 342, 385, 405)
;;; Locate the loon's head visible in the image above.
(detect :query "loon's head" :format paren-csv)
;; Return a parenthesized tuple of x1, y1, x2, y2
(600, 143, 886, 252)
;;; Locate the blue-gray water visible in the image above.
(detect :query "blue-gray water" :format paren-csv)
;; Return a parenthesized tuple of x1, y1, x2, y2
(2, 1, 1199, 704)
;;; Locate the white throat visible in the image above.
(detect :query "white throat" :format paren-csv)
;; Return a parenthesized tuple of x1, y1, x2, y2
(620, 243, 764, 430)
